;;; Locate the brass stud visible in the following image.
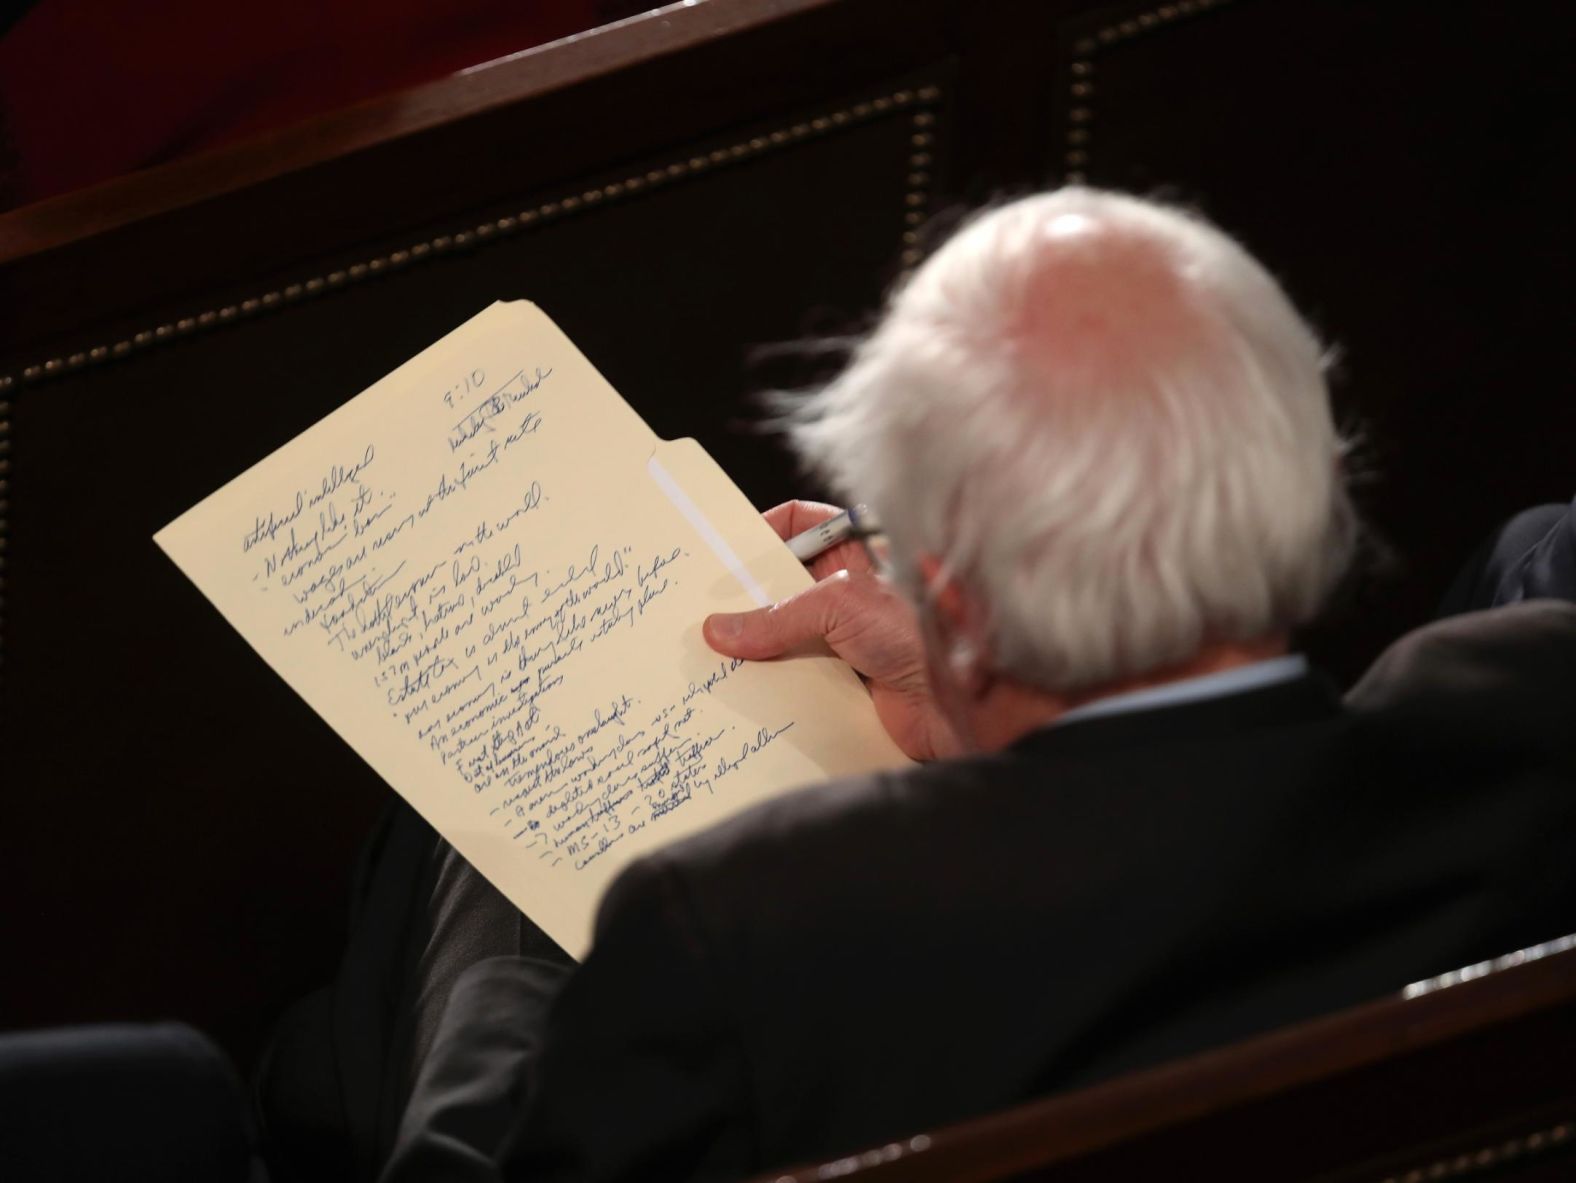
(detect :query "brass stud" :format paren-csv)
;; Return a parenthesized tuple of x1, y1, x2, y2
(905, 210, 924, 225)
(604, 182, 625, 197)
(430, 237, 452, 252)
(305, 277, 325, 291)
(1070, 107, 1091, 122)
(894, 89, 914, 103)
(1099, 27, 1118, 42)
(911, 132, 933, 147)
(769, 130, 787, 144)
(1066, 150, 1088, 166)
(790, 122, 810, 136)
(1072, 81, 1092, 97)
(852, 103, 872, 118)
(1071, 60, 1092, 76)
(908, 171, 930, 186)
(811, 117, 830, 131)
(911, 151, 932, 167)
(902, 230, 919, 244)
(669, 161, 690, 174)
(917, 85, 941, 100)
(1067, 170, 1086, 183)
(913, 111, 935, 126)
(453, 229, 475, 243)
(177, 316, 197, 330)
(582, 190, 602, 203)
(241, 298, 261, 313)
(67, 352, 87, 367)
(872, 97, 891, 112)
(750, 136, 768, 148)
(1069, 127, 1089, 144)
(1160, 4, 1178, 17)
(1074, 37, 1095, 53)
(112, 341, 132, 355)
(709, 149, 729, 164)
(134, 331, 154, 344)
(830, 112, 848, 125)
(1139, 12, 1157, 26)
(905, 193, 925, 207)
(622, 177, 643, 192)
(44, 358, 63, 371)
(89, 346, 108, 360)
(410, 243, 431, 257)
(519, 208, 539, 221)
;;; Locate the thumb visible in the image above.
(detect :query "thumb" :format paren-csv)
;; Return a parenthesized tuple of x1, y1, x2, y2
(703, 574, 850, 660)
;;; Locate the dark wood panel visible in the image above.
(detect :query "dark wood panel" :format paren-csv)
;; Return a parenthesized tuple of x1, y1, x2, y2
(0, 0, 1076, 357)
(758, 944, 1576, 1181)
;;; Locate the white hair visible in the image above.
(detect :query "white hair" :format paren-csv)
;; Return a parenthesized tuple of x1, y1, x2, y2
(791, 187, 1358, 693)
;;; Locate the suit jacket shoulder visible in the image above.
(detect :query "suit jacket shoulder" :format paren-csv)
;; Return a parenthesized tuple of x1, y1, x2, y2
(1346, 601, 1576, 765)
(503, 611, 1576, 1181)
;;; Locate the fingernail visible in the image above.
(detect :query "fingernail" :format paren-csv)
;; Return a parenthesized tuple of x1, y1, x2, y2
(706, 613, 743, 639)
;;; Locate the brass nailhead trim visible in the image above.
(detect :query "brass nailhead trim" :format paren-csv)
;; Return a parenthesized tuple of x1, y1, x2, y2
(899, 97, 939, 273)
(0, 83, 945, 668)
(1063, 0, 1239, 184)
(770, 1134, 934, 1183)
(1402, 933, 1576, 999)
(1377, 1119, 1574, 1183)
(4, 84, 943, 391)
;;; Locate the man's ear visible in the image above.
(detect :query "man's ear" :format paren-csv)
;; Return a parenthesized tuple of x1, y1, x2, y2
(916, 553, 992, 697)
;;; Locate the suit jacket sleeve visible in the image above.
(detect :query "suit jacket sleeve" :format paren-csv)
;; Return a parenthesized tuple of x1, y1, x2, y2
(497, 853, 758, 1182)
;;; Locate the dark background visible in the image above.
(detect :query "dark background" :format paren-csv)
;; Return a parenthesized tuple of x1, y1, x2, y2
(1, 0, 1571, 1068)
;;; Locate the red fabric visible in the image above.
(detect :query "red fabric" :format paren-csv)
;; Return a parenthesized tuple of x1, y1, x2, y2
(0, 0, 599, 205)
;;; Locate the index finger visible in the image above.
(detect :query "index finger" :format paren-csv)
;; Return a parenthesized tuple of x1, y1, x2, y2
(762, 499, 879, 579)
(762, 499, 845, 541)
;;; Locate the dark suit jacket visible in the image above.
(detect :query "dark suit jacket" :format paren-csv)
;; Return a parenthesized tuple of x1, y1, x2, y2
(385, 602, 1576, 1183)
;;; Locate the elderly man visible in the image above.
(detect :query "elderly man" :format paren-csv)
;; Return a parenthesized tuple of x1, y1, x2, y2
(274, 188, 1576, 1183)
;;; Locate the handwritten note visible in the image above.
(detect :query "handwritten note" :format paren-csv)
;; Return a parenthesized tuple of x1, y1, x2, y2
(156, 302, 907, 956)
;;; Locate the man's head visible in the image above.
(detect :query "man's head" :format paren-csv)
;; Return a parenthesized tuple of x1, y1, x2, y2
(792, 188, 1357, 726)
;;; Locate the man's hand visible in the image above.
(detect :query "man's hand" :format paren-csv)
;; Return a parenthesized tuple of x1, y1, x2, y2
(702, 500, 961, 762)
